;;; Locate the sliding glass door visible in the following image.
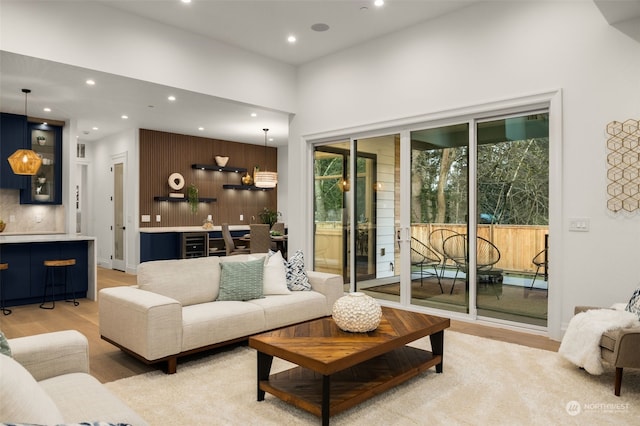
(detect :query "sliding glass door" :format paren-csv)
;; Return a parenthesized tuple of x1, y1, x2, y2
(409, 124, 469, 313)
(475, 113, 549, 326)
(311, 108, 549, 328)
(313, 135, 401, 300)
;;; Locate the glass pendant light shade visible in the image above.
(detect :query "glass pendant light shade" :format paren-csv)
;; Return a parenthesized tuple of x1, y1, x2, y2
(254, 171, 278, 188)
(8, 89, 42, 175)
(8, 149, 42, 175)
(254, 128, 278, 188)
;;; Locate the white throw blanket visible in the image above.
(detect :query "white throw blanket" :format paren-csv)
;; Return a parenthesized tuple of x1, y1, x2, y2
(559, 308, 640, 374)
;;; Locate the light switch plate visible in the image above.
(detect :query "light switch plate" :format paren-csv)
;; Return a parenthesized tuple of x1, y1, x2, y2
(141, 215, 151, 223)
(569, 217, 589, 232)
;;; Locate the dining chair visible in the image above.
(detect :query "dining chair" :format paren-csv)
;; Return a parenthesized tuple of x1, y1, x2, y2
(250, 224, 271, 253)
(222, 223, 250, 256)
(271, 222, 285, 235)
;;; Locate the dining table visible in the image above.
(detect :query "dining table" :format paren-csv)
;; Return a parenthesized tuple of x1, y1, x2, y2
(240, 233, 288, 257)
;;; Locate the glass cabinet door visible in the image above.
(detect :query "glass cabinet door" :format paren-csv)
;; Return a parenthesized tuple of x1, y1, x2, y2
(21, 121, 63, 204)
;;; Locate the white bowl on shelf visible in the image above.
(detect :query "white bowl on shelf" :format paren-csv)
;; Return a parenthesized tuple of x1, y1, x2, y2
(215, 156, 229, 167)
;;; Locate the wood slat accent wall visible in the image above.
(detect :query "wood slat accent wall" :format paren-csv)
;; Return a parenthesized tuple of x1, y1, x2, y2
(139, 129, 277, 227)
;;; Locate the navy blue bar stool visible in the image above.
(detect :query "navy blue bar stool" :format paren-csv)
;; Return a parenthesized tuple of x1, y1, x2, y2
(0, 263, 10, 315)
(40, 259, 79, 310)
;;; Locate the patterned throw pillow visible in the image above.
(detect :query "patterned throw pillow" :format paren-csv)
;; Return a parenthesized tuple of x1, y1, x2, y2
(284, 250, 311, 291)
(0, 330, 11, 357)
(217, 258, 264, 301)
(625, 287, 640, 319)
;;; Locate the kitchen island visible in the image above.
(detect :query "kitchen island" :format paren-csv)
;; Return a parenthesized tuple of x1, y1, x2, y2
(0, 233, 97, 308)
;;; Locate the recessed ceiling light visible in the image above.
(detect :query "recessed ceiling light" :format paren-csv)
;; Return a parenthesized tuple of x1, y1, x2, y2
(287, 35, 297, 43)
(311, 23, 330, 32)
(86, 79, 95, 86)
(92, 127, 99, 130)
(168, 95, 176, 101)
(121, 115, 129, 119)
(251, 113, 257, 117)
(198, 127, 204, 131)
(181, 0, 191, 3)
(43, 107, 51, 112)
(374, 0, 384, 7)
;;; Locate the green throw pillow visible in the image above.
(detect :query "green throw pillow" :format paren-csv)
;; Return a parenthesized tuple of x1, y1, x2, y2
(0, 330, 11, 357)
(217, 258, 264, 301)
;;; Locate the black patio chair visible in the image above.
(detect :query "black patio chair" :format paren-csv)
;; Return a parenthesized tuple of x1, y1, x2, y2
(443, 234, 501, 298)
(529, 248, 548, 291)
(428, 228, 459, 281)
(409, 237, 443, 293)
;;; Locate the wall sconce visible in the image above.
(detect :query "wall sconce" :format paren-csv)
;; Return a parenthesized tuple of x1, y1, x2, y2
(338, 178, 350, 192)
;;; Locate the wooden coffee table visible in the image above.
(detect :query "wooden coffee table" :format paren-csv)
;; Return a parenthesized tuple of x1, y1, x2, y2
(248, 307, 450, 425)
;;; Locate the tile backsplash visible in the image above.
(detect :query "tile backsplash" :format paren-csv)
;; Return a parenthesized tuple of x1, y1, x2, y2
(0, 189, 65, 233)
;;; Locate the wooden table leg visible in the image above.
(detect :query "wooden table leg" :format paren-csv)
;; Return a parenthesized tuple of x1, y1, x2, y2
(257, 351, 273, 401)
(429, 330, 445, 373)
(322, 374, 330, 426)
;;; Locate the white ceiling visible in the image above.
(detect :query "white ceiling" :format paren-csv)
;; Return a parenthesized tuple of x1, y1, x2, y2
(102, 0, 476, 66)
(1, 1, 638, 146)
(0, 0, 476, 145)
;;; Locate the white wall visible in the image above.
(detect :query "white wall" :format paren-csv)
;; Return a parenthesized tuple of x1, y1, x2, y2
(0, 1, 296, 114)
(288, 1, 640, 339)
(91, 129, 139, 273)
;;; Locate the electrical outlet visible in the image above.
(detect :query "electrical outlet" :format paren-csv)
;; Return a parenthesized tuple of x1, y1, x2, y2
(240, 214, 244, 221)
(156, 215, 161, 222)
(381, 247, 385, 256)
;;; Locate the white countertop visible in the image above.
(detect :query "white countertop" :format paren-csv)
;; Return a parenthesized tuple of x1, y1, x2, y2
(0, 233, 97, 244)
(140, 225, 251, 233)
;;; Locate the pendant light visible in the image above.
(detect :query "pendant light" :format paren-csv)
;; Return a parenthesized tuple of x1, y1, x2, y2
(254, 128, 278, 188)
(7, 89, 42, 176)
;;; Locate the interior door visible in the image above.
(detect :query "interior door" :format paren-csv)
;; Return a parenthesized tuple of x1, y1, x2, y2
(112, 159, 126, 271)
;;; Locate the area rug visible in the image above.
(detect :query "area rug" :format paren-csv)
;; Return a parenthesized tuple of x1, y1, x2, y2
(105, 331, 639, 425)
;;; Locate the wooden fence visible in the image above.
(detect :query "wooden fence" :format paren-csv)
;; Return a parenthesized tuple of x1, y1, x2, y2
(315, 222, 549, 276)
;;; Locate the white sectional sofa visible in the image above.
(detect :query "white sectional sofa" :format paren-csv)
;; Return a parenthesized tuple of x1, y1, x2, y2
(99, 253, 343, 373)
(1, 330, 147, 425)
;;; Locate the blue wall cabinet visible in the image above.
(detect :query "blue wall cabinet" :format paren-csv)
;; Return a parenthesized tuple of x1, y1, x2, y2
(0, 113, 28, 189)
(20, 121, 63, 204)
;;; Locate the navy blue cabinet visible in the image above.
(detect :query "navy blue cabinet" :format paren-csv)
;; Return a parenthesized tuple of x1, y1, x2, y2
(20, 122, 63, 204)
(0, 241, 88, 307)
(0, 113, 28, 189)
(140, 232, 180, 262)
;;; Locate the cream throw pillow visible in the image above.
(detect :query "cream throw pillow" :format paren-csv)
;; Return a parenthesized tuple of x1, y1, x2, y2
(263, 251, 291, 295)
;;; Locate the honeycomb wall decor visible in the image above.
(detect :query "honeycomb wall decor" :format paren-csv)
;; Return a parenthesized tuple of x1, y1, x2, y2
(607, 119, 640, 212)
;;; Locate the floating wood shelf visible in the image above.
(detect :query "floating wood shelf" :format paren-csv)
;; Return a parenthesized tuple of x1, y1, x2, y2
(191, 164, 247, 173)
(223, 184, 273, 191)
(153, 196, 217, 202)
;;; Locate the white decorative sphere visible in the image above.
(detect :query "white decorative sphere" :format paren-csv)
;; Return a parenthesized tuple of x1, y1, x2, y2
(332, 292, 382, 332)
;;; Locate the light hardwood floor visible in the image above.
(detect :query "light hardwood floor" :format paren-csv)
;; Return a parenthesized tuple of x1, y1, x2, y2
(0, 267, 559, 383)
